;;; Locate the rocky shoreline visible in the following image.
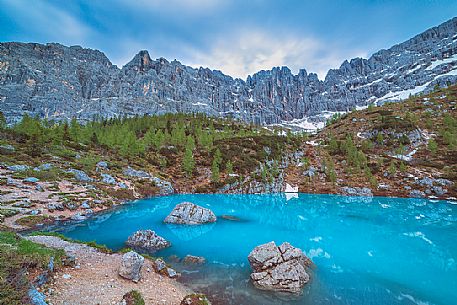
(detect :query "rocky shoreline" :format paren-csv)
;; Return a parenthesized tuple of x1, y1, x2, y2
(24, 235, 191, 305)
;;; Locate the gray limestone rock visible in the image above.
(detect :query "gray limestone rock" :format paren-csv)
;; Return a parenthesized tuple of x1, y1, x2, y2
(248, 241, 312, 293)
(341, 187, 373, 197)
(164, 202, 216, 225)
(1, 18, 457, 127)
(118, 251, 144, 283)
(126, 230, 171, 252)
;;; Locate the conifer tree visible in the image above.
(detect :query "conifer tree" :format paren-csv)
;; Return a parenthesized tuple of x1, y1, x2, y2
(226, 160, 234, 175)
(0, 112, 6, 130)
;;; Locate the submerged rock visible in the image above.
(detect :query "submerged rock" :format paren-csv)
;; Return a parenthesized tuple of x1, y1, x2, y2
(221, 215, 241, 221)
(164, 202, 216, 225)
(183, 255, 206, 265)
(248, 241, 312, 293)
(126, 230, 171, 252)
(118, 251, 144, 283)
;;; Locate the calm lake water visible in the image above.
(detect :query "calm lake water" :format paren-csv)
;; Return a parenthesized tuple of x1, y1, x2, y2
(51, 193, 457, 305)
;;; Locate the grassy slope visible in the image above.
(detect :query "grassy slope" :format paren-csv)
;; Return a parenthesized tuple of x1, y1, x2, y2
(292, 84, 457, 197)
(0, 231, 66, 304)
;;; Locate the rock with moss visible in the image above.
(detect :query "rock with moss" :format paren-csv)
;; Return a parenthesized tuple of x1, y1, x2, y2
(164, 202, 216, 225)
(120, 290, 145, 305)
(126, 230, 170, 253)
(152, 258, 178, 278)
(180, 293, 211, 305)
(118, 251, 144, 283)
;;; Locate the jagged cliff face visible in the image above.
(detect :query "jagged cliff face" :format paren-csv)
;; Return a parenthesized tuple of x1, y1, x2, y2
(1, 18, 457, 126)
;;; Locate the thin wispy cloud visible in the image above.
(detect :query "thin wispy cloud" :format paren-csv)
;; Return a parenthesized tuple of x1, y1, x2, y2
(1, 0, 92, 43)
(185, 29, 367, 79)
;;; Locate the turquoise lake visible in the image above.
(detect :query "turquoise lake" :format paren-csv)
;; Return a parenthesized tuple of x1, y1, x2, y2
(51, 193, 457, 305)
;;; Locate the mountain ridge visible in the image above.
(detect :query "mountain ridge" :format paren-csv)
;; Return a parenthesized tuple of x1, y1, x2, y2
(1, 17, 456, 127)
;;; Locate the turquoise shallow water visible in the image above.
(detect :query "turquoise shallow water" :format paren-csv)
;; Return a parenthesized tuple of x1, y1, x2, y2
(51, 194, 457, 305)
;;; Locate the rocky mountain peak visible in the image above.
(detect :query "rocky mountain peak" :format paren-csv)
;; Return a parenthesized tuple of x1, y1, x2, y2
(1, 17, 457, 129)
(124, 50, 152, 72)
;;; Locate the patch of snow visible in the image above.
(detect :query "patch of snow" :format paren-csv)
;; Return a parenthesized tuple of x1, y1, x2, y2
(356, 132, 365, 139)
(355, 105, 369, 111)
(433, 67, 457, 78)
(375, 81, 432, 103)
(425, 54, 457, 70)
(306, 140, 319, 146)
(192, 102, 208, 106)
(390, 149, 417, 162)
(406, 65, 423, 75)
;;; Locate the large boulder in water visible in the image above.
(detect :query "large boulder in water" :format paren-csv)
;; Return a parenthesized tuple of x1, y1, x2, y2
(126, 230, 170, 252)
(248, 241, 312, 293)
(118, 251, 144, 282)
(164, 202, 216, 225)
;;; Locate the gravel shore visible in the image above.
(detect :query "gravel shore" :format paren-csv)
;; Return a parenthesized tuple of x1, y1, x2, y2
(25, 235, 191, 305)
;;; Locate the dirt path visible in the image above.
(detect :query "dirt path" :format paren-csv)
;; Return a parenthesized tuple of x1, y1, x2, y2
(25, 235, 191, 305)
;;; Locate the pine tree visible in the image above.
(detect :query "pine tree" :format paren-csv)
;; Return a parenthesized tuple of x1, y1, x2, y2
(428, 139, 438, 155)
(0, 112, 6, 130)
(90, 132, 99, 146)
(69, 118, 81, 142)
(226, 160, 234, 175)
(211, 148, 223, 182)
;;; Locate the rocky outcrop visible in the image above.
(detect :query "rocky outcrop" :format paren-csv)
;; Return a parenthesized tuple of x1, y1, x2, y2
(126, 230, 170, 252)
(164, 202, 216, 225)
(118, 251, 144, 283)
(248, 241, 312, 293)
(67, 169, 93, 182)
(1, 18, 457, 127)
(340, 187, 373, 197)
(151, 176, 174, 195)
(123, 167, 174, 195)
(409, 190, 426, 198)
(101, 173, 116, 185)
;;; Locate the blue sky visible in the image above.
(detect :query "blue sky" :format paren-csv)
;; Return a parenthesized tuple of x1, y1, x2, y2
(1, 0, 456, 79)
